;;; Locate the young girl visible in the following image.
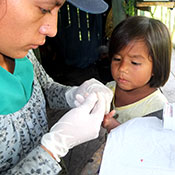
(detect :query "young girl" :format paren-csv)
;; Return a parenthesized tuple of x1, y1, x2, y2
(103, 15, 172, 131)
(82, 16, 172, 175)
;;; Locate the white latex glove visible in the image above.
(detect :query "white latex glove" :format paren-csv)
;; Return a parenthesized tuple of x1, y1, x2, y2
(41, 92, 106, 162)
(65, 78, 113, 114)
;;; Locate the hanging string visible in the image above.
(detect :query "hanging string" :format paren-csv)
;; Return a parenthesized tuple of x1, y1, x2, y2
(67, 4, 71, 26)
(77, 8, 82, 41)
(86, 13, 91, 41)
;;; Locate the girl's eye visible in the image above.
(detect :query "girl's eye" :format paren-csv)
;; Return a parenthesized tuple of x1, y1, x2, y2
(131, 61, 141, 65)
(112, 57, 121, 62)
(40, 8, 51, 14)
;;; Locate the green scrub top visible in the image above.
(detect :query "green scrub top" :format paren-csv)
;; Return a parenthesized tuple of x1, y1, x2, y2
(0, 57, 34, 115)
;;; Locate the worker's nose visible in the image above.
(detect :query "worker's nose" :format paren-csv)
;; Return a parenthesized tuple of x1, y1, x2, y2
(39, 11, 58, 37)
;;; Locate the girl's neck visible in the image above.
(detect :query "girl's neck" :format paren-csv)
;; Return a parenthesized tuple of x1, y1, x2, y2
(114, 85, 157, 107)
(0, 54, 15, 73)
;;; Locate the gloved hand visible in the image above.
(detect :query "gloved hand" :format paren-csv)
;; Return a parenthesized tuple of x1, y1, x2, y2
(41, 92, 106, 162)
(65, 78, 113, 114)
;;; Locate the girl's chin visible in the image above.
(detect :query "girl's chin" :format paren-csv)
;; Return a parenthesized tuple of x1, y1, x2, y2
(117, 85, 132, 91)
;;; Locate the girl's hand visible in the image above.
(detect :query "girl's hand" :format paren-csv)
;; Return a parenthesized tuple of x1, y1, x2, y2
(102, 110, 121, 133)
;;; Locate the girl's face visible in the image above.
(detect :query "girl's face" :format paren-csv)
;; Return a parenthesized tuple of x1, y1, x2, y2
(0, 0, 65, 59)
(111, 40, 153, 91)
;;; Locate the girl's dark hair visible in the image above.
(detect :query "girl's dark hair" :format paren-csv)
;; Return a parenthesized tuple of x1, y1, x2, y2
(109, 16, 172, 87)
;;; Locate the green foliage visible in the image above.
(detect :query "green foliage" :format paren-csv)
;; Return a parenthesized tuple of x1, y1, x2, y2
(123, 0, 136, 16)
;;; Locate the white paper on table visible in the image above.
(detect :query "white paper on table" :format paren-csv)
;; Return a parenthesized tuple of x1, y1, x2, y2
(99, 117, 175, 175)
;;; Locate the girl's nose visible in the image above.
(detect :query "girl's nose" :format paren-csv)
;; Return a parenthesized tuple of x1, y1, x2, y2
(119, 60, 128, 74)
(39, 11, 58, 37)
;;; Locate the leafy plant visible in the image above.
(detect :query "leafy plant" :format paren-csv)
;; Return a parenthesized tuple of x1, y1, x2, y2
(123, 0, 136, 16)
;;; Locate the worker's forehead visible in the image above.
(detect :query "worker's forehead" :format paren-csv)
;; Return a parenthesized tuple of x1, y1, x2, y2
(35, 0, 65, 6)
